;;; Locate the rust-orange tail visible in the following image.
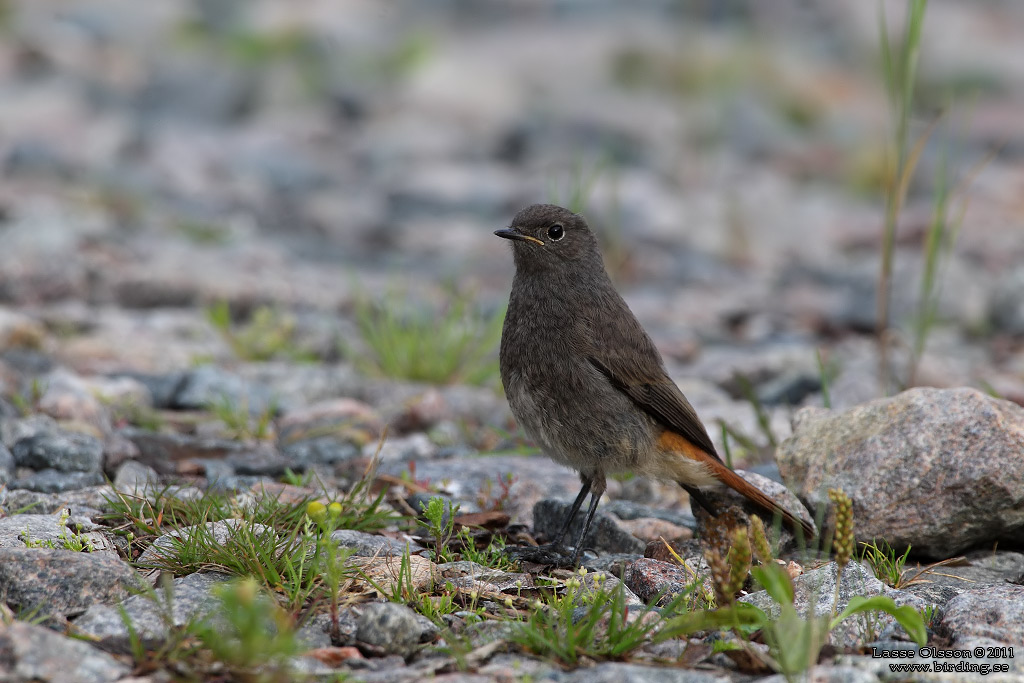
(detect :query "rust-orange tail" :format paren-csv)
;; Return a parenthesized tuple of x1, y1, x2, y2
(659, 430, 816, 539)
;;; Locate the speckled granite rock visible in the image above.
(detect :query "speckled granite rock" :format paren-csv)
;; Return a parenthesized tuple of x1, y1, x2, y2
(778, 388, 1024, 558)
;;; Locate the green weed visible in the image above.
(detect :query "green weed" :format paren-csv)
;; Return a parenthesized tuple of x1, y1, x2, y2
(859, 538, 912, 588)
(875, 0, 927, 392)
(419, 496, 515, 570)
(207, 393, 277, 441)
(351, 288, 505, 387)
(207, 301, 317, 363)
(9, 378, 46, 417)
(193, 578, 304, 681)
(22, 509, 97, 552)
(118, 576, 307, 683)
(510, 572, 760, 666)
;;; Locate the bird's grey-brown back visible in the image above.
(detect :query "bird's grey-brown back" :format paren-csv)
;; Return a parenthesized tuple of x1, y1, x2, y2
(496, 205, 662, 475)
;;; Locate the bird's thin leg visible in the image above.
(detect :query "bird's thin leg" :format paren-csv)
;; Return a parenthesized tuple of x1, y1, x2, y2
(504, 475, 593, 568)
(568, 476, 606, 567)
(550, 476, 592, 547)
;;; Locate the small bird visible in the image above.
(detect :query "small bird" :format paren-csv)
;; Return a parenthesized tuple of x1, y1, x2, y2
(495, 204, 814, 566)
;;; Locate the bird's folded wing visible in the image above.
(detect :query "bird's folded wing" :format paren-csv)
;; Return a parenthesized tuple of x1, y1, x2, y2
(586, 354, 724, 464)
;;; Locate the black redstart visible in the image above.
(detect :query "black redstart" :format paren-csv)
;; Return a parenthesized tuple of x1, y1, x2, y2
(495, 204, 814, 566)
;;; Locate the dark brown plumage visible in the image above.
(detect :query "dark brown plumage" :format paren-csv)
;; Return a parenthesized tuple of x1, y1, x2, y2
(495, 204, 814, 566)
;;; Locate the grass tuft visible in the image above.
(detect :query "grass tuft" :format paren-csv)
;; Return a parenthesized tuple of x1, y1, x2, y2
(351, 288, 505, 387)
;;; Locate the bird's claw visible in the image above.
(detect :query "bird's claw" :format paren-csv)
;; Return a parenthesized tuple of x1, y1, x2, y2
(504, 543, 579, 569)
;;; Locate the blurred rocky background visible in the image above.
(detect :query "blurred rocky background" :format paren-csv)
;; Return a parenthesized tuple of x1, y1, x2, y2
(2, 1, 1024, 680)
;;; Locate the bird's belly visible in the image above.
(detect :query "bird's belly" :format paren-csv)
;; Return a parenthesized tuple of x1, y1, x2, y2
(504, 368, 656, 474)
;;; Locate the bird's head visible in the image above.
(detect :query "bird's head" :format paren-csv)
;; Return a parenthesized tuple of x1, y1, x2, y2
(494, 204, 602, 273)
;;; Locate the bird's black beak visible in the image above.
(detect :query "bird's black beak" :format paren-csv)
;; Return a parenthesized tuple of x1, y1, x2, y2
(494, 227, 544, 246)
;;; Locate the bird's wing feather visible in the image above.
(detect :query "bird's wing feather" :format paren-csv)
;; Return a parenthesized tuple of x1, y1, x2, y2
(586, 353, 724, 464)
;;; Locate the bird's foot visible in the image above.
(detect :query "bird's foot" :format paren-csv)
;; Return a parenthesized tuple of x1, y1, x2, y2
(504, 542, 579, 569)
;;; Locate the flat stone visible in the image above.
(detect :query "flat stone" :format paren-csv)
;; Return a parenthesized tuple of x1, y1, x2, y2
(112, 459, 161, 493)
(0, 547, 143, 619)
(623, 557, 708, 606)
(356, 602, 424, 658)
(12, 430, 104, 472)
(778, 388, 1024, 558)
(123, 427, 280, 474)
(0, 620, 130, 683)
(533, 498, 646, 556)
(10, 468, 106, 493)
(73, 571, 233, 648)
(937, 584, 1024, 646)
(377, 454, 581, 529)
(330, 528, 423, 557)
(561, 662, 731, 682)
(170, 365, 276, 414)
(740, 562, 929, 648)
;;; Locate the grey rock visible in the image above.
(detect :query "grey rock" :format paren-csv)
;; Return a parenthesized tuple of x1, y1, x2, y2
(11, 468, 106, 493)
(623, 557, 708, 606)
(73, 571, 233, 649)
(532, 498, 646, 556)
(112, 459, 160, 493)
(477, 652, 558, 680)
(583, 552, 646, 576)
(368, 432, 438, 462)
(989, 265, 1024, 334)
(36, 369, 123, 435)
(0, 441, 13, 484)
(12, 430, 104, 472)
(741, 562, 930, 648)
(561, 662, 731, 682)
(0, 397, 16, 419)
(602, 499, 698, 530)
(356, 602, 424, 658)
(296, 609, 360, 649)
(0, 414, 58, 449)
(277, 397, 382, 467)
(377, 454, 581, 529)
(946, 636, 1023, 672)
(4, 139, 73, 178)
(331, 528, 423, 557)
(101, 431, 140, 475)
(114, 370, 187, 409)
(294, 612, 334, 650)
(171, 365, 275, 414)
(0, 485, 115, 518)
(0, 511, 112, 552)
(124, 427, 280, 475)
(460, 619, 518, 650)
(413, 613, 440, 643)
(136, 57, 257, 124)
(435, 561, 534, 593)
(759, 666, 881, 683)
(778, 387, 1024, 558)
(937, 584, 1024, 646)
(901, 550, 1024, 605)
(0, 620, 130, 683)
(387, 161, 520, 219)
(280, 435, 360, 467)
(0, 548, 143, 619)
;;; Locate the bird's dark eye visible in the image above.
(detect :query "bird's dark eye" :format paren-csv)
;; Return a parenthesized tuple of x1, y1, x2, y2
(547, 224, 564, 241)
